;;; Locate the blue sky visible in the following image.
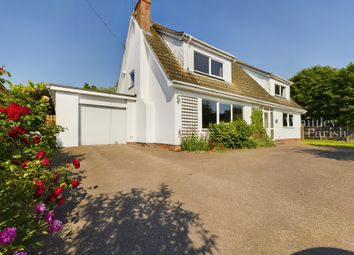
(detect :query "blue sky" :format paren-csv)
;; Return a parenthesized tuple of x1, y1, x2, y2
(1, 0, 354, 88)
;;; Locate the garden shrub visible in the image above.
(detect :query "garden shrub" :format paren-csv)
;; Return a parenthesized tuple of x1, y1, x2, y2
(0, 68, 81, 255)
(250, 109, 274, 147)
(209, 120, 255, 149)
(181, 133, 210, 152)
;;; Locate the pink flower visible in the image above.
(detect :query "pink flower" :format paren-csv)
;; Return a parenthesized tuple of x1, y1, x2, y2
(0, 227, 16, 245)
(35, 150, 46, 159)
(33, 203, 46, 214)
(44, 212, 55, 224)
(13, 251, 28, 255)
(41, 158, 50, 167)
(48, 219, 63, 234)
(72, 159, 80, 169)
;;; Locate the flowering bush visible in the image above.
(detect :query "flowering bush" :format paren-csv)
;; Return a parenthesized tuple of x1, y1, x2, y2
(0, 68, 81, 254)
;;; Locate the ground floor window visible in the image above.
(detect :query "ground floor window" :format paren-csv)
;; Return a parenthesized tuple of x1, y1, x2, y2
(202, 100, 217, 128)
(233, 105, 243, 120)
(219, 103, 231, 122)
(283, 113, 294, 127)
(202, 99, 244, 128)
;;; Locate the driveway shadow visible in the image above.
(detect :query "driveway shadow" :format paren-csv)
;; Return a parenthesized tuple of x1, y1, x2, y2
(292, 247, 354, 255)
(295, 146, 354, 161)
(52, 149, 86, 168)
(40, 184, 218, 255)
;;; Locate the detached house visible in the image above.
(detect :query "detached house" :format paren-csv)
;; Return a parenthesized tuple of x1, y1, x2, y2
(50, 0, 305, 148)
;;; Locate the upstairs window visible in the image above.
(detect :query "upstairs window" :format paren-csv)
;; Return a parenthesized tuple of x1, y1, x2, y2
(275, 84, 286, 98)
(129, 70, 135, 89)
(194, 51, 223, 78)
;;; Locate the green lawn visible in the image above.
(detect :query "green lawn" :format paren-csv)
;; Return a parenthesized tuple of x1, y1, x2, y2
(303, 139, 354, 148)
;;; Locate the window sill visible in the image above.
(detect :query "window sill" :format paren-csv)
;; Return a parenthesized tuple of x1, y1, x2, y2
(274, 95, 288, 99)
(194, 70, 225, 81)
(283, 126, 295, 129)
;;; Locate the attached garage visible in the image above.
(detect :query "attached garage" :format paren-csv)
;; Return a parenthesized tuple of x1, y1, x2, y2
(49, 85, 136, 147)
(80, 105, 127, 145)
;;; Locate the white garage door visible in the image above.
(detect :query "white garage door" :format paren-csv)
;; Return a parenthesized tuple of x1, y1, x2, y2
(80, 105, 126, 145)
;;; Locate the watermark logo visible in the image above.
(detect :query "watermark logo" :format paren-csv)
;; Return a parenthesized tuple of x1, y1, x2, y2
(302, 118, 350, 139)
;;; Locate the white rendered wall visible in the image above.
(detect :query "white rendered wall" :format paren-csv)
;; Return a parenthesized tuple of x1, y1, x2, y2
(55, 92, 79, 147)
(273, 110, 301, 140)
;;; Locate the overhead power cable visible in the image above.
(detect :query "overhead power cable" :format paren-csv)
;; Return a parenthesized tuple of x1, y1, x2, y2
(84, 0, 119, 41)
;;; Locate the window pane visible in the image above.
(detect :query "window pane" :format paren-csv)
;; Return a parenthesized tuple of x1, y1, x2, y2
(219, 103, 231, 122)
(264, 112, 269, 128)
(194, 52, 209, 74)
(202, 100, 217, 128)
(129, 71, 135, 87)
(211, 59, 223, 77)
(289, 114, 294, 127)
(283, 113, 288, 127)
(232, 105, 243, 120)
(281, 86, 286, 97)
(275, 85, 280, 96)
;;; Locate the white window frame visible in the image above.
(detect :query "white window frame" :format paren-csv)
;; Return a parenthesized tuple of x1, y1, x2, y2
(275, 84, 287, 98)
(283, 113, 294, 128)
(194, 51, 224, 79)
(202, 100, 244, 129)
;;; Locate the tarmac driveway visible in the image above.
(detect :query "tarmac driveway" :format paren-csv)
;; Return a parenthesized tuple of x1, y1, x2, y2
(45, 143, 354, 255)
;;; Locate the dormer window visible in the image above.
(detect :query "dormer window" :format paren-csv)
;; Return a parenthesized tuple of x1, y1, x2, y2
(275, 84, 286, 98)
(194, 51, 223, 78)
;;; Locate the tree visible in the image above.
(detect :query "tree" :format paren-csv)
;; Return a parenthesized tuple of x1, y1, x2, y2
(290, 63, 354, 126)
(82, 82, 116, 93)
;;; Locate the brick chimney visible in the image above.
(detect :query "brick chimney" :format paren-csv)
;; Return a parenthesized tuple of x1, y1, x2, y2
(133, 0, 151, 32)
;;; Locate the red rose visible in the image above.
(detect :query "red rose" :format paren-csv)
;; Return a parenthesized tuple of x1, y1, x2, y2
(52, 171, 60, 183)
(71, 179, 80, 189)
(41, 158, 50, 167)
(21, 106, 31, 115)
(7, 103, 22, 121)
(7, 129, 18, 139)
(33, 135, 40, 144)
(72, 159, 80, 169)
(21, 160, 30, 169)
(35, 150, 46, 159)
(0, 107, 7, 114)
(21, 138, 29, 145)
(35, 188, 45, 198)
(48, 194, 56, 202)
(13, 126, 26, 135)
(53, 186, 64, 197)
(34, 179, 45, 189)
(56, 197, 65, 206)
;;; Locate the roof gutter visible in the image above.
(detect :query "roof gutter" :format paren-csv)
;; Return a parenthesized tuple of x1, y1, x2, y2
(172, 80, 306, 114)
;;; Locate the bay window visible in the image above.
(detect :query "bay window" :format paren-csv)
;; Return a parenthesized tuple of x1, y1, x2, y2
(219, 103, 231, 122)
(202, 100, 217, 128)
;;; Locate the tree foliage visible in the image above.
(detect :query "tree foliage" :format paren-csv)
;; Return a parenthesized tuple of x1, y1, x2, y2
(290, 63, 354, 126)
(83, 83, 116, 94)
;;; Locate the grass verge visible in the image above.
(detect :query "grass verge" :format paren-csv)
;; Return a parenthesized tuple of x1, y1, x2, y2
(303, 139, 354, 148)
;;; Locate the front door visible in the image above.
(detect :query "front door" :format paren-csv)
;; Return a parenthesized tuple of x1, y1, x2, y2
(263, 109, 274, 139)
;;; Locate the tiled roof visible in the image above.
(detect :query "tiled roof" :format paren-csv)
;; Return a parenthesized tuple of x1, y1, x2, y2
(145, 24, 303, 110)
